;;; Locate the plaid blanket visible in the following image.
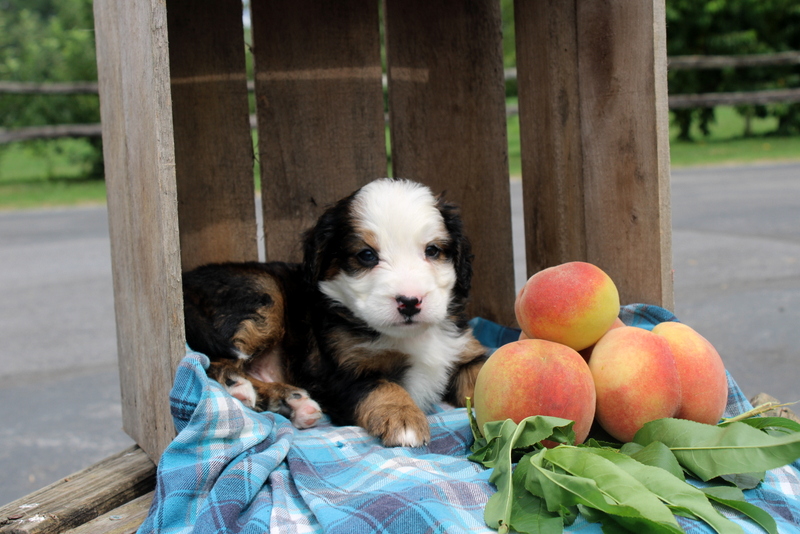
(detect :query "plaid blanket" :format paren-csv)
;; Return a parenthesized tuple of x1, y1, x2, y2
(138, 305, 800, 534)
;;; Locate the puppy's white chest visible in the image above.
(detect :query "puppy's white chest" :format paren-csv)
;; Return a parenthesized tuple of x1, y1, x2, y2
(383, 327, 468, 412)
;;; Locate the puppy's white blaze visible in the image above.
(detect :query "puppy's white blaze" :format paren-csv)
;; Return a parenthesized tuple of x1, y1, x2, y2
(319, 178, 457, 337)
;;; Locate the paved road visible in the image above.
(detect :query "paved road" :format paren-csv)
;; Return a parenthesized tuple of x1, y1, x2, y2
(1, 162, 798, 505)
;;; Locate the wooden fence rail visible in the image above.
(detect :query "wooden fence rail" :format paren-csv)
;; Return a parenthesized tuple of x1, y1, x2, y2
(1, 51, 798, 143)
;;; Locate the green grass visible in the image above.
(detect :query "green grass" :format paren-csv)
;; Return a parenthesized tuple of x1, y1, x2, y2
(0, 139, 106, 209)
(1, 105, 799, 210)
(668, 106, 800, 168)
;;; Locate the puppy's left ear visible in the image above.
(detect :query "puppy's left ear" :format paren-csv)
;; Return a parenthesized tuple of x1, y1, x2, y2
(436, 196, 474, 308)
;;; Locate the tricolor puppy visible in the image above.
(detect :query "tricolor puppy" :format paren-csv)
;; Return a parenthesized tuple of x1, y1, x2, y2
(182, 178, 488, 447)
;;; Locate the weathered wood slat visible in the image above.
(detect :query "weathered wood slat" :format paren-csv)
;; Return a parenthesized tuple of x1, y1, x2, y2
(62, 493, 153, 534)
(514, 0, 673, 310)
(167, 0, 258, 271)
(576, 0, 673, 309)
(385, 0, 516, 326)
(0, 82, 99, 94)
(251, 0, 387, 262)
(93, 0, 184, 461)
(669, 50, 800, 70)
(669, 87, 800, 109)
(514, 0, 587, 276)
(0, 124, 102, 143)
(0, 447, 155, 534)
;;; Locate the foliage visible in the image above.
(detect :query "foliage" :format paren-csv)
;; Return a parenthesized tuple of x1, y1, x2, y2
(466, 400, 798, 534)
(666, 0, 800, 139)
(500, 0, 517, 98)
(0, 0, 102, 178)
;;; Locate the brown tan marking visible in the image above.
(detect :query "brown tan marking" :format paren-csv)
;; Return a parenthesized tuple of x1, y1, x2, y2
(231, 273, 286, 357)
(356, 228, 380, 253)
(443, 336, 488, 407)
(341, 230, 381, 276)
(354, 380, 430, 447)
(327, 330, 410, 377)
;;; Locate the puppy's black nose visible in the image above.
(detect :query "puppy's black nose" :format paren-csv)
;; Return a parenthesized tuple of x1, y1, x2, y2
(396, 296, 421, 317)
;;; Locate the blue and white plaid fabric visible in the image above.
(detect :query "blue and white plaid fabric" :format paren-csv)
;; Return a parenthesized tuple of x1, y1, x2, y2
(138, 305, 800, 534)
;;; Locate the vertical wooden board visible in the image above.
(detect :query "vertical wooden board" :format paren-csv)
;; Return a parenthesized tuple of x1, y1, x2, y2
(514, 0, 587, 277)
(94, 0, 183, 461)
(167, 0, 257, 271)
(576, 0, 673, 310)
(251, 0, 387, 262)
(385, 0, 515, 326)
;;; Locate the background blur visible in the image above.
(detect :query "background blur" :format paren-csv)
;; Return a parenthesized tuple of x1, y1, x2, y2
(1, 0, 799, 506)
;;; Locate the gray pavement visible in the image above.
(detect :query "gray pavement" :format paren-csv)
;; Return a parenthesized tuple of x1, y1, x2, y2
(0, 207, 133, 505)
(1, 162, 798, 505)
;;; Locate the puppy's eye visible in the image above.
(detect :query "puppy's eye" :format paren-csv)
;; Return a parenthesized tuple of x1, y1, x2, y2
(356, 248, 379, 267)
(425, 244, 442, 259)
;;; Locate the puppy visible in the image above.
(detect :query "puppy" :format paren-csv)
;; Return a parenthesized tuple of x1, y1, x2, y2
(183, 178, 488, 447)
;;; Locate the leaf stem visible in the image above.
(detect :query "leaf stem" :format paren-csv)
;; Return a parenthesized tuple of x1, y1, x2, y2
(721, 401, 799, 425)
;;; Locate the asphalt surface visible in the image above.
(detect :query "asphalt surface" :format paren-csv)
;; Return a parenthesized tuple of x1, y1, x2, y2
(1, 162, 798, 505)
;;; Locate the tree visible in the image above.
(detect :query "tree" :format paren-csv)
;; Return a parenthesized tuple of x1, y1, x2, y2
(666, 0, 800, 139)
(0, 0, 102, 177)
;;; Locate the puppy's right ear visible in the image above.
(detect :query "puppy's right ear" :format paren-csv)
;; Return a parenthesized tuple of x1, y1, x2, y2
(302, 191, 357, 286)
(302, 213, 333, 287)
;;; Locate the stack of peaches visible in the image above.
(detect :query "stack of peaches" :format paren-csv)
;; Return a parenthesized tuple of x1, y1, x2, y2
(473, 262, 729, 444)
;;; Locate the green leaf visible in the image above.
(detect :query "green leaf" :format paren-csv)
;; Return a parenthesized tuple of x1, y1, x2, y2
(620, 441, 685, 481)
(466, 397, 485, 447)
(703, 486, 778, 534)
(487, 456, 563, 534)
(719, 472, 766, 490)
(475, 417, 575, 531)
(574, 447, 743, 534)
(526, 447, 684, 534)
(583, 437, 623, 450)
(633, 418, 800, 481)
(577, 505, 631, 534)
(469, 416, 576, 468)
(723, 416, 800, 435)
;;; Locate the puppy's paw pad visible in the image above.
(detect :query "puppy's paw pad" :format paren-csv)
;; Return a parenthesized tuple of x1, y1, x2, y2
(226, 380, 257, 408)
(286, 391, 322, 429)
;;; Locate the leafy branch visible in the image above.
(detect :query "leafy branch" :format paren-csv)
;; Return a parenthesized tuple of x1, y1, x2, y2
(466, 398, 800, 534)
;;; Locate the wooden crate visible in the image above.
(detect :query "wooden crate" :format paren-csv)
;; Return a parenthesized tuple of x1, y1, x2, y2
(91, 0, 672, 475)
(1, 1, 672, 531)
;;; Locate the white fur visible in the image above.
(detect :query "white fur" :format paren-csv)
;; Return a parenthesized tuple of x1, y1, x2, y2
(357, 323, 472, 412)
(226, 374, 257, 408)
(319, 179, 456, 337)
(392, 427, 423, 448)
(319, 179, 469, 412)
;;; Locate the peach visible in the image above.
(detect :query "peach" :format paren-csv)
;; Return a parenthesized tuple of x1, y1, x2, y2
(589, 326, 682, 443)
(473, 339, 596, 445)
(579, 317, 625, 362)
(651, 322, 728, 425)
(515, 262, 620, 351)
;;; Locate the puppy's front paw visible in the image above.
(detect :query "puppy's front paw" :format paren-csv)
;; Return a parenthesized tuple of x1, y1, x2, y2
(208, 361, 258, 408)
(285, 390, 323, 429)
(255, 383, 322, 429)
(355, 381, 430, 447)
(380, 406, 430, 447)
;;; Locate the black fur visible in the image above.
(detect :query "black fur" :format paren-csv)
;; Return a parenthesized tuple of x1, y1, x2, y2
(182, 179, 487, 443)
